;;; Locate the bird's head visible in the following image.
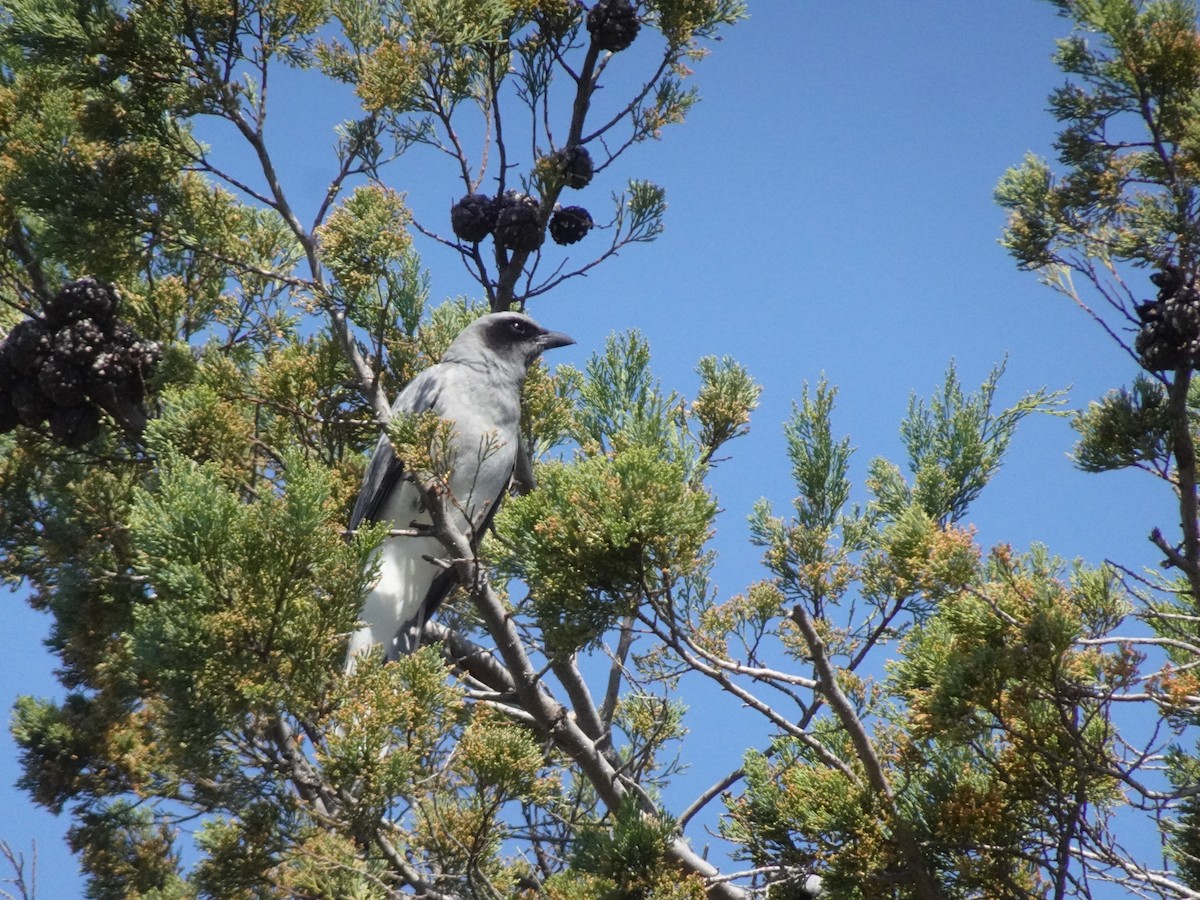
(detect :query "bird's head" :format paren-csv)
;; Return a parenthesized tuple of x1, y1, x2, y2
(445, 312, 575, 371)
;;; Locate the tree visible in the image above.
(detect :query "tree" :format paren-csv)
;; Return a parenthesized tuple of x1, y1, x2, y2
(995, 0, 1200, 895)
(5, 2, 1200, 900)
(1, 0, 757, 896)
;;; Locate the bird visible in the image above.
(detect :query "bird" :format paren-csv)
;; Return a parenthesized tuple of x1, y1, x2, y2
(344, 311, 574, 672)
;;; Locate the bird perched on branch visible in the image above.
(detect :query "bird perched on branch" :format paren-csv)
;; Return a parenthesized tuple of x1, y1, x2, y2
(345, 311, 574, 672)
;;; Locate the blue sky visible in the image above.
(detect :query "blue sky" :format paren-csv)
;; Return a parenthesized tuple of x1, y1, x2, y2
(2, 3, 1177, 896)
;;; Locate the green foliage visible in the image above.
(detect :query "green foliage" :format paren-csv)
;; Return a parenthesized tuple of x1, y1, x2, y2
(784, 378, 854, 531)
(322, 648, 464, 836)
(748, 389, 860, 633)
(997, 0, 1200, 273)
(893, 545, 1129, 740)
(572, 330, 685, 457)
(316, 184, 414, 308)
(645, 0, 748, 50)
(722, 741, 862, 874)
(993, 4, 1200, 891)
(497, 330, 756, 652)
(68, 801, 186, 900)
(456, 709, 546, 798)
(691, 355, 761, 463)
(127, 443, 375, 743)
(0, 0, 210, 280)
(751, 363, 1048, 633)
(11, 693, 115, 815)
(720, 541, 1134, 896)
(725, 357, 1159, 895)
(1166, 745, 1200, 888)
(384, 408, 462, 480)
(859, 505, 980, 616)
(500, 443, 716, 650)
(147, 381, 255, 477)
(191, 803, 290, 900)
(995, 153, 1061, 270)
(521, 354, 581, 458)
(884, 548, 1131, 892)
(1072, 374, 1172, 471)
(567, 796, 703, 900)
(621, 180, 670, 245)
(870, 360, 1065, 525)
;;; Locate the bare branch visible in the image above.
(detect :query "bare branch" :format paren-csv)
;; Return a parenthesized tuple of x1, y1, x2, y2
(788, 603, 943, 900)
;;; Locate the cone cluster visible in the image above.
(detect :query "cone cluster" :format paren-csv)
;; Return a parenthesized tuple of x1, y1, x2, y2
(587, 0, 640, 52)
(449, 193, 498, 244)
(553, 145, 594, 190)
(450, 144, 596, 250)
(0, 279, 161, 447)
(1136, 267, 1200, 372)
(494, 192, 544, 252)
(549, 206, 593, 245)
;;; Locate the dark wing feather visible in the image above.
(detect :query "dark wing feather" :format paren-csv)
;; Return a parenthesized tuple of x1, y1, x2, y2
(395, 566, 460, 656)
(348, 437, 403, 528)
(394, 474, 511, 656)
(349, 369, 444, 529)
(472, 470, 513, 539)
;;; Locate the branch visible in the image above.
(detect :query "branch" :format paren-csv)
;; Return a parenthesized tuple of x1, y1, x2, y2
(678, 766, 744, 831)
(423, 620, 512, 690)
(1070, 835, 1200, 899)
(267, 717, 339, 820)
(550, 654, 610, 749)
(375, 827, 459, 900)
(182, 19, 393, 422)
(788, 603, 943, 900)
(599, 615, 636, 729)
(636, 609, 854, 782)
(1164, 367, 1200, 601)
(0, 841, 34, 900)
(579, 49, 674, 146)
(414, 487, 746, 899)
(3, 221, 53, 307)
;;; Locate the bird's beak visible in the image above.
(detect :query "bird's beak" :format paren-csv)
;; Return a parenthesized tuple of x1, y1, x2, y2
(538, 330, 575, 351)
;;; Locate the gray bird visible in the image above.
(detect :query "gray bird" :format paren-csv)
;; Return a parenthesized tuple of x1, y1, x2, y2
(345, 311, 574, 672)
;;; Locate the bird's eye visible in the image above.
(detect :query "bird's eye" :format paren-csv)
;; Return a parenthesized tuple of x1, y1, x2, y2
(508, 319, 528, 336)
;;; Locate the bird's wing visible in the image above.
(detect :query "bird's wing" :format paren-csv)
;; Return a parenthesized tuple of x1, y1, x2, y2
(393, 566, 458, 657)
(345, 362, 515, 666)
(349, 370, 443, 529)
(385, 454, 514, 659)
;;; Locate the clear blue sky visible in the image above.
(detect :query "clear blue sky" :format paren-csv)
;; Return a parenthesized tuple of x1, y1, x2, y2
(3, 3, 1173, 895)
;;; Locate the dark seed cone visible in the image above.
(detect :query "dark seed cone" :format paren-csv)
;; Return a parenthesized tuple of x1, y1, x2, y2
(494, 193, 544, 252)
(91, 324, 161, 429)
(536, 0, 584, 38)
(0, 357, 19, 434)
(450, 193, 498, 243)
(53, 319, 107, 368)
(0, 281, 161, 445)
(1136, 269, 1200, 372)
(38, 353, 92, 407)
(554, 146, 594, 190)
(549, 206, 593, 245)
(43, 278, 119, 332)
(0, 397, 17, 434)
(587, 0, 639, 52)
(9, 377, 54, 428)
(3, 318, 52, 374)
(89, 381, 149, 433)
(48, 404, 102, 449)
(93, 323, 161, 386)
(1151, 266, 1184, 296)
